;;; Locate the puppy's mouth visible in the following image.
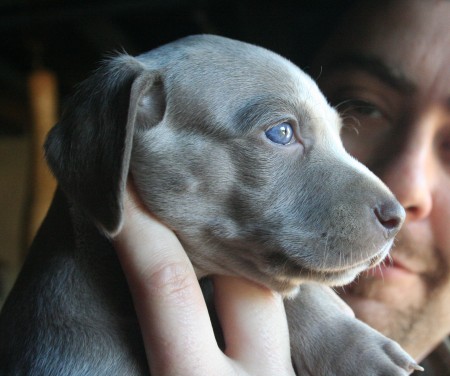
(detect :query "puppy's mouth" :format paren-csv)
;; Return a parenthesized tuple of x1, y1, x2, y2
(267, 245, 391, 289)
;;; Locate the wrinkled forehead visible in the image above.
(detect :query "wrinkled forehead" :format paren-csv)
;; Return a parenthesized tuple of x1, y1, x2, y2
(318, 0, 450, 92)
(325, 0, 450, 47)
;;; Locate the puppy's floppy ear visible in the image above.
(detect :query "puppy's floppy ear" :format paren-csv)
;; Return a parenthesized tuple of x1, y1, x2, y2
(45, 54, 165, 236)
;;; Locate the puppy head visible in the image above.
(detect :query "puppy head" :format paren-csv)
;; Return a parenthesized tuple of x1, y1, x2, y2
(46, 35, 404, 295)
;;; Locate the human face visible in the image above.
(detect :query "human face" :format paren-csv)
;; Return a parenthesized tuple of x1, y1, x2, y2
(314, 0, 450, 361)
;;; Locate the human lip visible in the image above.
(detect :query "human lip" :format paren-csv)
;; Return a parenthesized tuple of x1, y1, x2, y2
(365, 256, 416, 280)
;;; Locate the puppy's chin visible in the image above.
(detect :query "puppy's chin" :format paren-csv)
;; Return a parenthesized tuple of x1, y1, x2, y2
(257, 264, 365, 297)
(270, 267, 362, 295)
(263, 245, 392, 293)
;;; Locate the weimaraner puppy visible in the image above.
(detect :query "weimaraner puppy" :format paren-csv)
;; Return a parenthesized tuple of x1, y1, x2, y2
(0, 35, 422, 375)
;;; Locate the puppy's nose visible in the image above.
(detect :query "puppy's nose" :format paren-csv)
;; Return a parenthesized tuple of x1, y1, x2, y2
(374, 201, 405, 237)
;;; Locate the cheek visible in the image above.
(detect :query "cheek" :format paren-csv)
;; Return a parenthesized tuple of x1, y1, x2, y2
(341, 130, 375, 163)
(432, 186, 450, 265)
(340, 126, 389, 164)
(342, 132, 371, 162)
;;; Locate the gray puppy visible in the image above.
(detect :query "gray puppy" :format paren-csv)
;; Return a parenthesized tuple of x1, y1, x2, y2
(0, 35, 421, 375)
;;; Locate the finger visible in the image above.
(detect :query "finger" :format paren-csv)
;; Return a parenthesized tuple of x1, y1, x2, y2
(213, 275, 295, 376)
(113, 186, 226, 375)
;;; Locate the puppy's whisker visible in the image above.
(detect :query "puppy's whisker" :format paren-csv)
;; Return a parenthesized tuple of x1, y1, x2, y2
(334, 99, 354, 110)
(313, 65, 323, 81)
(323, 234, 330, 270)
(377, 263, 385, 282)
(386, 253, 394, 266)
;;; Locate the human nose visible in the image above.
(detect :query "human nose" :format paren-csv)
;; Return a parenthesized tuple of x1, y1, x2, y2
(378, 133, 433, 222)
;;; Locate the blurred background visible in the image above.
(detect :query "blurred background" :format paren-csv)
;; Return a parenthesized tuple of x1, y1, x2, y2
(0, 0, 355, 306)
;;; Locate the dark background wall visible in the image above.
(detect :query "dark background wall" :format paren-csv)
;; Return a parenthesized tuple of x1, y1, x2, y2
(1, 0, 357, 136)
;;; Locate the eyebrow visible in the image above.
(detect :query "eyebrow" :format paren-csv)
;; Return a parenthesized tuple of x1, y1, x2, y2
(323, 53, 417, 94)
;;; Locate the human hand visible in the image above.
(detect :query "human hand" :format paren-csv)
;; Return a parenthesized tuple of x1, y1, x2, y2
(113, 182, 296, 376)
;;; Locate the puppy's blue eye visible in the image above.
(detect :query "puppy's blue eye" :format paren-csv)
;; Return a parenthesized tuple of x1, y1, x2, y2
(265, 122, 293, 145)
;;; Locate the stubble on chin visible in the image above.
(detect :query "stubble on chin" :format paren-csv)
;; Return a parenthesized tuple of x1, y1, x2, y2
(338, 229, 450, 357)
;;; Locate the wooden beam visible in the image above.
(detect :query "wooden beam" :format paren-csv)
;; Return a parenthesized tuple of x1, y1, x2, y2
(27, 69, 58, 246)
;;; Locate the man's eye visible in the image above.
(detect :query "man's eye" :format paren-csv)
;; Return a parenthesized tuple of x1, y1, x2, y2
(337, 99, 383, 119)
(265, 122, 294, 145)
(333, 97, 392, 135)
(441, 138, 450, 165)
